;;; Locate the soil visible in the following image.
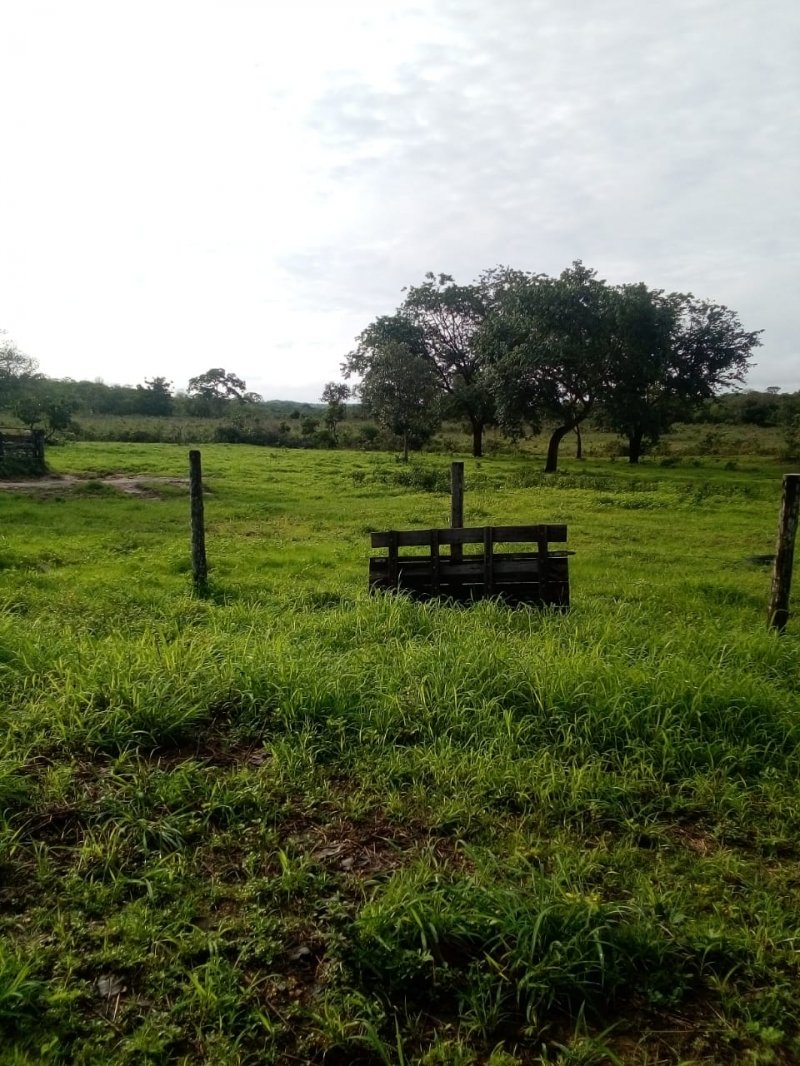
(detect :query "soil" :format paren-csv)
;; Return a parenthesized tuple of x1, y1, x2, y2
(0, 475, 189, 496)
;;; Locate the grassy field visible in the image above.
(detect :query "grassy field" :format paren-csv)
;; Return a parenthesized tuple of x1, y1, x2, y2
(1, 441, 799, 1064)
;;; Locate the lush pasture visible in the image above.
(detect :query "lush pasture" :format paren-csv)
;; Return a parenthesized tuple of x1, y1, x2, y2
(0, 443, 798, 1064)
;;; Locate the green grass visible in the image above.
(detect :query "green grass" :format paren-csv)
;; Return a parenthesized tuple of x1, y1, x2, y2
(0, 441, 798, 1064)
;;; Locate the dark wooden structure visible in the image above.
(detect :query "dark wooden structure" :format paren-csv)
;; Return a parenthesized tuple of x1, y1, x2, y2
(0, 429, 45, 461)
(0, 429, 46, 476)
(369, 524, 572, 607)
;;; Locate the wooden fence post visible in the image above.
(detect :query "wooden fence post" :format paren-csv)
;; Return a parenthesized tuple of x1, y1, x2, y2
(451, 462, 464, 564)
(768, 473, 800, 633)
(189, 450, 208, 593)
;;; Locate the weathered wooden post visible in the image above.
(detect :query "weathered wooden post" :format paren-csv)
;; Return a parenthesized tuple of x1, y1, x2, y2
(32, 429, 45, 463)
(189, 449, 208, 593)
(450, 462, 464, 564)
(768, 473, 800, 633)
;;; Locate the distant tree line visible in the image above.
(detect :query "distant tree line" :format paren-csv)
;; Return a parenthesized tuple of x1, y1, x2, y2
(702, 387, 800, 427)
(2, 291, 793, 462)
(0, 355, 271, 435)
(0, 346, 356, 447)
(338, 262, 765, 469)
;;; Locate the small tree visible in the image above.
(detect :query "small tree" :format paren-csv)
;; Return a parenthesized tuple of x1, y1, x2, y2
(0, 336, 39, 410)
(320, 382, 350, 441)
(14, 393, 76, 440)
(345, 339, 440, 461)
(600, 287, 761, 462)
(13, 395, 47, 432)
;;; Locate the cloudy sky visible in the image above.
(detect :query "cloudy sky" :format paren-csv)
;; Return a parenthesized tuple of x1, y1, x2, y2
(1, 0, 798, 399)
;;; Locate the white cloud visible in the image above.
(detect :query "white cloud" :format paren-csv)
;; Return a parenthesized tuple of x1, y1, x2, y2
(1, 0, 797, 398)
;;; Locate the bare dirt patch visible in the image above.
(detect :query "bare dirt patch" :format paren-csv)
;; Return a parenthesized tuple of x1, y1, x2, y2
(294, 813, 473, 880)
(0, 475, 189, 497)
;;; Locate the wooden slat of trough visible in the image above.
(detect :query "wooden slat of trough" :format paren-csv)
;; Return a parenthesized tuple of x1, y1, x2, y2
(370, 572, 568, 589)
(372, 579, 546, 597)
(491, 524, 567, 543)
(371, 524, 567, 548)
(370, 565, 570, 591)
(369, 554, 570, 576)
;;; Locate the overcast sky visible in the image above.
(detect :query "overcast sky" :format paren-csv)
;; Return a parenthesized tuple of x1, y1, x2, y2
(1, 0, 798, 399)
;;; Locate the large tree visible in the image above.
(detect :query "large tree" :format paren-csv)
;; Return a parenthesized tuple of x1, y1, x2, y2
(400, 273, 496, 457)
(186, 368, 260, 416)
(480, 262, 617, 472)
(600, 286, 761, 462)
(187, 368, 249, 401)
(343, 332, 440, 461)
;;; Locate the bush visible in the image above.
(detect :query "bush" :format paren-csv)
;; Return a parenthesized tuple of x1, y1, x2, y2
(781, 414, 800, 462)
(213, 423, 298, 447)
(375, 464, 451, 493)
(358, 425, 381, 449)
(313, 429, 337, 449)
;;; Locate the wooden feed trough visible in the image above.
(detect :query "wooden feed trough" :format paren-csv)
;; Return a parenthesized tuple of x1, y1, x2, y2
(369, 524, 572, 608)
(0, 429, 45, 462)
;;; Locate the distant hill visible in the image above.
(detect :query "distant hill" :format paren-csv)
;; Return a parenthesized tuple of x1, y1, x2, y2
(258, 400, 363, 418)
(258, 400, 325, 416)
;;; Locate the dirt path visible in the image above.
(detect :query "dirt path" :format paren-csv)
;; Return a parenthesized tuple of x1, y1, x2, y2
(0, 475, 189, 496)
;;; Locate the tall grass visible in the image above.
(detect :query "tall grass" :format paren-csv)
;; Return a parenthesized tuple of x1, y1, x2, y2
(0, 442, 797, 1063)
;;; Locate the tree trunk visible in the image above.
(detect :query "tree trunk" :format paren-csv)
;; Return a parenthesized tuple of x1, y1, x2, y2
(545, 424, 573, 473)
(402, 431, 409, 462)
(471, 420, 484, 458)
(628, 427, 644, 464)
(574, 425, 583, 460)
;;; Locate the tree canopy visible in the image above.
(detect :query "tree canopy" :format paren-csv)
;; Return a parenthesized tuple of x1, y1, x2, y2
(598, 287, 760, 461)
(344, 264, 762, 469)
(320, 382, 351, 440)
(187, 368, 250, 401)
(480, 262, 618, 471)
(343, 333, 441, 461)
(400, 273, 496, 456)
(186, 368, 260, 416)
(0, 335, 39, 408)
